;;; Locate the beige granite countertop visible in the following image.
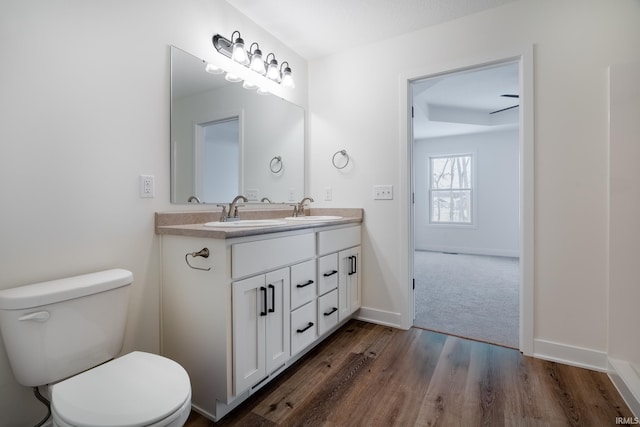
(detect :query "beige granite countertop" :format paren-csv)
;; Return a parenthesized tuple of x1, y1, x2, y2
(155, 208, 363, 239)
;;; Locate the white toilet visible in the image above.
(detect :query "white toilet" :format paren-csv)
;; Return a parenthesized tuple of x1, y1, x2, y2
(0, 269, 192, 427)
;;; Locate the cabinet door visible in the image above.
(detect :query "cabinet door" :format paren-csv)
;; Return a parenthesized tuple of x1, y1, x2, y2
(348, 246, 361, 313)
(338, 246, 361, 321)
(265, 268, 290, 374)
(232, 275, 267, 395)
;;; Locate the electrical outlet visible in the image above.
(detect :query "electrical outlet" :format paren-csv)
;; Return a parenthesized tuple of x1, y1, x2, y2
(373, 185, 393, 200)
(139, 175, 155, 198)
(288, 188, 296, 201)
(324, 187, 333, 201)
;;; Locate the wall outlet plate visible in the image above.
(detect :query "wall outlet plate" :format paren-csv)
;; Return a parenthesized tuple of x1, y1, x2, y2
(139, 175, 155, 198)
(324, 187, 333, 201)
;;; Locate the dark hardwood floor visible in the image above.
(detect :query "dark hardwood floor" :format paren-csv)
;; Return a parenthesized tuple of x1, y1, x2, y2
(185, 320, 632, 426)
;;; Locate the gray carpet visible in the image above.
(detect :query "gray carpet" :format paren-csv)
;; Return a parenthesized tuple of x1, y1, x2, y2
(414, 251, 519, 348)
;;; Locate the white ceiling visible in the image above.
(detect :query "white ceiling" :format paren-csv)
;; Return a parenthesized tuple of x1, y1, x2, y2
(412, 62, 520, 139)
(223, 0, 521, 139)
(225, 0, 517, 60)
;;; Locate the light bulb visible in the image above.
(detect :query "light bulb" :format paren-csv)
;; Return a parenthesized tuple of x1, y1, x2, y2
(231, 37, 249, 66)
(225, 72, 242, 83)
(249, 50, 266, 75)
(243, 80, 258, 90)
(266, 59, 280, 82)
(281, 66, 295, 88)
(205, 63, 223, 74)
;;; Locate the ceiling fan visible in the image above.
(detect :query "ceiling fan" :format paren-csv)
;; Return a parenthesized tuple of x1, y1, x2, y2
(490, 94, 519, 114)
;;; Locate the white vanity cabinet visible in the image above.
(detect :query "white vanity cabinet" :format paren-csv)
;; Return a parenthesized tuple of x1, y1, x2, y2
(160, 223, 361, 422)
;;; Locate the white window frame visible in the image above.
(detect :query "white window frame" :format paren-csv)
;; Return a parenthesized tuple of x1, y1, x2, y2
(428, 153, 475, 226)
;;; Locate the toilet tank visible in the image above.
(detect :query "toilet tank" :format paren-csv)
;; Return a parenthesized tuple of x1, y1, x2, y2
(0, 269, 133, 387)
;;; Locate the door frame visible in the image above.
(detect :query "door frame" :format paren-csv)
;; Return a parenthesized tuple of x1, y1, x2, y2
(398, 46, 534, 355)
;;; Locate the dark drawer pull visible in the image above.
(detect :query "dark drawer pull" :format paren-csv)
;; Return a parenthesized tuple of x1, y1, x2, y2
(296, 280, 314, 288)
(323, 270, 338, 277)
(324, 307, 338, 316)
(296, 322, 314, 333)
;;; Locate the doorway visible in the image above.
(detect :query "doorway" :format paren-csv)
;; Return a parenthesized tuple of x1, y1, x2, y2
(410, 61, 521, 348)
(194, 116, 240, 202)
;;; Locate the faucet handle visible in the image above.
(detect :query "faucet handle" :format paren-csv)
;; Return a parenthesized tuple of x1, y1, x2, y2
(289, 204, 299, 217)
(232, 204, 245, 218)
(216, 204, 228, 222)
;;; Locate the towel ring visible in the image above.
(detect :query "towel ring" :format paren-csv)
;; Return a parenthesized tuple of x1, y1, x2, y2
(185, 248, 211, 271)
(270, 156, 283, 173)
(332, 149, 350, 170)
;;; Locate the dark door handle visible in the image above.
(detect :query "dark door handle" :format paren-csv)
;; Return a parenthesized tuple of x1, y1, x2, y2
(323, 270, 338, 277)
(296, 322, 314, 333)
(268, 284, 275, 313)
(324, 307, 338, 316)
(296, 280, 314, 288)
(259, 287, 267, 316)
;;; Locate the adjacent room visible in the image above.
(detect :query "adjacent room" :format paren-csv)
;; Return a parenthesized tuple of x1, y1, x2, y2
(411, 62, 521, 349)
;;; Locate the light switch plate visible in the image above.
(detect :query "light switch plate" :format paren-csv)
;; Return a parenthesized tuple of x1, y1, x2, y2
(373, 185, 393, 200)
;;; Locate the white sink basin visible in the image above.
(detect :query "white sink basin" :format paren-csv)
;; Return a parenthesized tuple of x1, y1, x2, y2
(284, 215, 343, 221)
(204, 219, 287, 228)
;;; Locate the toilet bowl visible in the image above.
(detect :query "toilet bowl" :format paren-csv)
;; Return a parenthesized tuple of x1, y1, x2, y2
(0, 269, 192, 427)
(51, 352, 191, 427)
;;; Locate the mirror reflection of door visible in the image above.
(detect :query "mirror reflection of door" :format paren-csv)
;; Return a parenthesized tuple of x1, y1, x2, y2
(195, 117, 240, 203)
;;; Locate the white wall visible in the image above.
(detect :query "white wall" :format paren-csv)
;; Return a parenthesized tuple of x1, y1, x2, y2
(308, 0, 640, 356)
(608, 61, 640, 414)
(0, 1, 307, 425)
(414, 130, 519, 257)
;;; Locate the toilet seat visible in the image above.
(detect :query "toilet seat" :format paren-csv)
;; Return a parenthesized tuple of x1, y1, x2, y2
(51, 351, 191, 427)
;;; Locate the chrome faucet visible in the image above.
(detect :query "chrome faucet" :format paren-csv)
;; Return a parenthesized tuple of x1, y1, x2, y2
(217, 195, 248, 222)
(187, 195, 201, 204)
(295, 197, 314, 217)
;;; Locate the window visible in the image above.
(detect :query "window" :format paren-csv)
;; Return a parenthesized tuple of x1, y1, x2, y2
(429, 154, 473, 224)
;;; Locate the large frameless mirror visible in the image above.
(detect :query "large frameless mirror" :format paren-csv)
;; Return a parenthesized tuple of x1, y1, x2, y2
(170, 46, 305, 204)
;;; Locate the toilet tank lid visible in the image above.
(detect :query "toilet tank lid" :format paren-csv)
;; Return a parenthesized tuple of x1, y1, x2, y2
(0, 269, 133, 310)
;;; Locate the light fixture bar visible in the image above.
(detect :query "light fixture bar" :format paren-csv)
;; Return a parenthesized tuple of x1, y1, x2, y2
(211, 32, 295, 93)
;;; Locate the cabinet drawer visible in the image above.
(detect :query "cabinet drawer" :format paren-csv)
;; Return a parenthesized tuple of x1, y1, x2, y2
(317, 225, 361, 255)
(290, 260, 316, 310)
(232, 232, 315, 278)
(291, 301, 317, 356)
(317, 253, 338, 295)
(317, 289, 338, 336)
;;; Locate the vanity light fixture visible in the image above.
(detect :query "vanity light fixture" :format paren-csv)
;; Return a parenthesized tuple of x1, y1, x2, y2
(212, 31, 294, 92)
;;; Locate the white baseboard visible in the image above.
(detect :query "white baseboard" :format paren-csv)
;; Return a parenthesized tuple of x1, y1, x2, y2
(415, 245, 519, 258)
(356, 307, 404, 329)
(609, 358, 640, 417)
(533, 338, 608, 372)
